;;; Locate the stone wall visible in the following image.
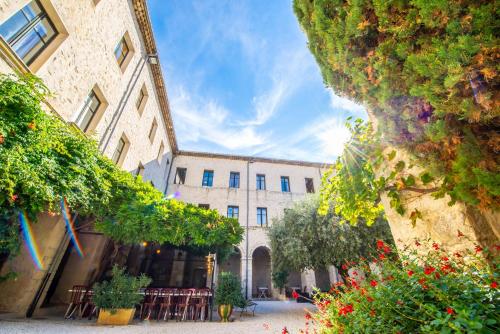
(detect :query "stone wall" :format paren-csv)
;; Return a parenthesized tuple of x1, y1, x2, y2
(378, 147, 499, 254)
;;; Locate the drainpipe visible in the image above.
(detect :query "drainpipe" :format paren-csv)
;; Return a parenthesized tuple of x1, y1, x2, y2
(245, 159, 253, 299)
(163, 153, 175, 194)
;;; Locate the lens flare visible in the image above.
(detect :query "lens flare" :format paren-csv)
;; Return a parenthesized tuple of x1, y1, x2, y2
(166, 191, 180, 200)
(19, 212, 44, 270)
(60, 198, 84, 258)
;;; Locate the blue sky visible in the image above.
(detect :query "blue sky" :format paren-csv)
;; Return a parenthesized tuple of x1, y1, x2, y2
(148, 0, 366, 163)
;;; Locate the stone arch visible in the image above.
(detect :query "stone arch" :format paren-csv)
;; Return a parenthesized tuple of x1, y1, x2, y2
(252, 246, 272, 298)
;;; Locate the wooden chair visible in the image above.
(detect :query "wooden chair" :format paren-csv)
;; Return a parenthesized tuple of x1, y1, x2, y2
(140, 288, 160, 320)
(192, 288, 210, 321)
(175, 289, 192, 321)
(157, 288, 176, 321)
(64, 285, 89, 319)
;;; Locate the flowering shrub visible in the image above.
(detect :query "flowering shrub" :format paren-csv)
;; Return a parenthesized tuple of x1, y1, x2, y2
(309, 238, 499, 333)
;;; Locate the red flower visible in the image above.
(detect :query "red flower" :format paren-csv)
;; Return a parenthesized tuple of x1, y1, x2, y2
(441, 264, 452, 273)
(369, 309, 376, 317)
(396, 300, 403, 305)
(407, 270, 414, 277)
(494, 245, 500, 251)
(282, 327, 289, 334)
(432, 242, 439, 250)
(454, 252, 462, 258)
(370, 280, 378, 287)
(305, 313, 312, 320)
(342, 264, 348, 270)
(491, 282, 498, 289)
(10, 194, 18, 202)
(292, 290, 299, 299)
(475, 245, 483, 253)
(457, 230, 464, 237)
(415, 240, 421, 247)
(379, 253, 385, 260)
(366, 296, 374, 302)
(441, 256, 449, 261)
(424, 266, 436, 275)
(353, 270, 358, 276)
(338, 304, 354, 316)
(376, 240, 385, 249)
(446, 307, 454, 315)
(434, 272, 441, 279)
(383, 245, 391, 254)
(0, 134, 4, 144)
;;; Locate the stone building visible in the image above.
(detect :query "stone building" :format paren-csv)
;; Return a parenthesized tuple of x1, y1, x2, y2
(0, 0, 334, 316)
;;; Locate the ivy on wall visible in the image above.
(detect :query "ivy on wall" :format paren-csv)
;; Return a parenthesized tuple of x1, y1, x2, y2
(0, 74, 243, 259)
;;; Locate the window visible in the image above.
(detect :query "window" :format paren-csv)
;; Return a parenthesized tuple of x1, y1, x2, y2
(111, 136, 127, 165)
(136, 84, 148, 114)
(281, 176, 290, 192)
(114, 36, 129, 67)
(256, 174, 266, 190)
(202, 170, 214, 187)
(0, 1, 58, 65)
(75, 89, 101, 132)
(136, 162, 145, 177)
(229, 172, 240, 188)
(227, 206, 239, 220)
(257, 207, 267, 227)
(148, 118, 158, 142)
(174, 167, 187, 184)
(198, 204, 210, 209)
(305, 178, 315, 193)
(157, 142, 164, 164)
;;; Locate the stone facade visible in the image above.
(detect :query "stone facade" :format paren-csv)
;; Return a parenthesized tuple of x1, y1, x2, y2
(0, 0, 174, 315)
(167, 152, 331, 298)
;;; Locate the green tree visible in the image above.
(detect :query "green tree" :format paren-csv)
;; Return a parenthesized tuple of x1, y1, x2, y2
(294, 0, 499, 218)
(269, 195, 393, 274)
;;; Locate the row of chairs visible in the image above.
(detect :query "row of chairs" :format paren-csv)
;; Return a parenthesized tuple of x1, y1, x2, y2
(140, 288, 211, 322)
(64, 286, 211, 322)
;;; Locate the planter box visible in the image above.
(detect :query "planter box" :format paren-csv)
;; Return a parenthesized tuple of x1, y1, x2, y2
(97, 308, 135, 325)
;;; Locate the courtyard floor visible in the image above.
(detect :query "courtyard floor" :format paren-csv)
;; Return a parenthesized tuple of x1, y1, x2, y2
(0, 301, 315, 334)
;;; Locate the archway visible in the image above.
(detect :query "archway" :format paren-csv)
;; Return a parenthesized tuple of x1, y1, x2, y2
(252, 246, 271, 298)
(219, 247, 241, 279)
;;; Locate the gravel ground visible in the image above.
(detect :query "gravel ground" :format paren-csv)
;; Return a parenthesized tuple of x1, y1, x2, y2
(0, 301, 316, 334)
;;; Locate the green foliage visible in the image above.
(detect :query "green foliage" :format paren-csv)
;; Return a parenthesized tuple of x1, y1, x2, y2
(269, 195, 393, 272)
(0, 74, 243, 260)
(294, 0, 499, 215)
(272, 270, 289, 292)
(93, 265, 151, 312)
(214, 271, 245, 307)
(318, 119, 386, 226)
(312, 240, 500, 333)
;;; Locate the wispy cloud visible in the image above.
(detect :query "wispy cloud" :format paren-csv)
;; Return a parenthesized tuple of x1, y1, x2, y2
(329, 90, 366, 115)
(170, 87, 269, 151)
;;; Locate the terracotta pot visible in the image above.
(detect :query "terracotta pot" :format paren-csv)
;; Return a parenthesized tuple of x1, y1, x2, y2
(217, 304, 233, 322)
(97, 308, 135, 325)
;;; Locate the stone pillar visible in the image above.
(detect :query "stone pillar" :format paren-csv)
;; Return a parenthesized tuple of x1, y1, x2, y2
(300, 269, 316, 293)
(327, 265, 341, 285)
(242, 256, 252, 299)
(169, 250, 187, 287)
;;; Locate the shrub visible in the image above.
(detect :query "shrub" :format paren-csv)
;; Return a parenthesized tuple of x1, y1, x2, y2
(93, 266, 151, 312)
(310, 239, 499, 333)
(214, 271, 245, 308)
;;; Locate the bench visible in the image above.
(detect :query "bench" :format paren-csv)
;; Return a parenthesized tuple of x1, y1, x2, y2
(236, 300, 258, 317)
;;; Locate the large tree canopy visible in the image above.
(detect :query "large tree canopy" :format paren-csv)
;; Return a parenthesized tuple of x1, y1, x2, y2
(294, 0, 499, 219)
(0, 74, 243, 259)
(269, 195, 393, 273)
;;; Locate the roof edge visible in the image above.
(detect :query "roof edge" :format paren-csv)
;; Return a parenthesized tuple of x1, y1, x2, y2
(177, 150, 334, 168)
(132, 0, 179, 153)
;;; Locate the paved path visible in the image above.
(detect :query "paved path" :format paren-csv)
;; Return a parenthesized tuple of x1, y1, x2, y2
(0, 301, 316, 334)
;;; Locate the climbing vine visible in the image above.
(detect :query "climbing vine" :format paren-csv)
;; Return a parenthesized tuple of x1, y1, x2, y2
(0, 74, 243, 260)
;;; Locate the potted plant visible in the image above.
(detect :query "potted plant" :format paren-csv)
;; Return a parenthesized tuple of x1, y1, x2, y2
(93, 265, 151, 325)
(214, 271, 245, 322)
